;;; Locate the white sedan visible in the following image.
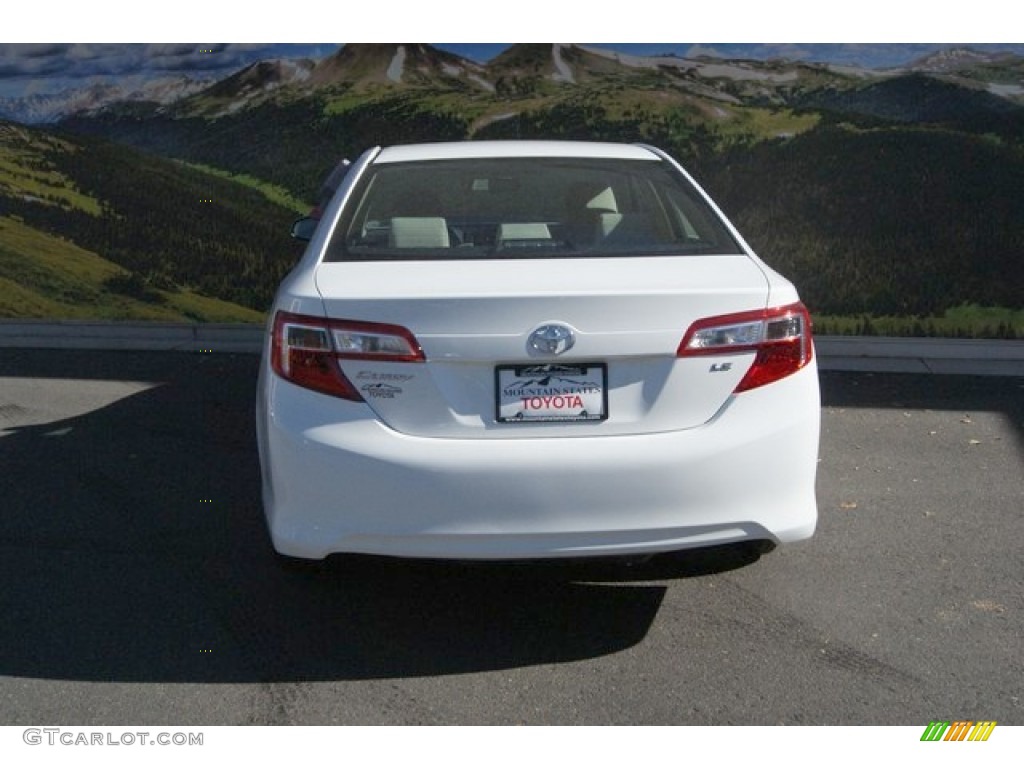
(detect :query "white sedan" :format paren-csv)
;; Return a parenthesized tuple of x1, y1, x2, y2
(256, 140, 820, 562)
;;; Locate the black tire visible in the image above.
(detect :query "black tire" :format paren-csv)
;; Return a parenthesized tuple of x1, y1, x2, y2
(273, 550, 325, 573)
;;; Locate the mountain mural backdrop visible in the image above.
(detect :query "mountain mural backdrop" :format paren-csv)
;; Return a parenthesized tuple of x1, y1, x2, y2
(1, 43, 1022, 336)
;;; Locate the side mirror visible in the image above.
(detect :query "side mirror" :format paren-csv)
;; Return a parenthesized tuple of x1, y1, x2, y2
(291, 216, 319, 242)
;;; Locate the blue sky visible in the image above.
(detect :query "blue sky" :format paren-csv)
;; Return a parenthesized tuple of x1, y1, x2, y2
(2, 42, 1023, 101)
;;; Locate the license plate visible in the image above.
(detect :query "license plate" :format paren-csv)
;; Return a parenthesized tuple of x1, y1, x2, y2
(496, 363, 607, 423)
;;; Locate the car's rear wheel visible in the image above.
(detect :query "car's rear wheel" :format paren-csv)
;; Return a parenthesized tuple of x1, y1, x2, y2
(272, 550, 326, 573)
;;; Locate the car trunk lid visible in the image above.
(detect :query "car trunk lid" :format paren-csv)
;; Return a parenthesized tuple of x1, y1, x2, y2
(314, 255, 769, 438)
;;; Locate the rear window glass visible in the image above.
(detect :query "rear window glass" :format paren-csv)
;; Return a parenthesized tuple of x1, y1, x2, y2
(324, 156, 743, 261)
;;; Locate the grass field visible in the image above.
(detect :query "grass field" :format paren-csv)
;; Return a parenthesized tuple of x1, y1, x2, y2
(0, 126, 102, 215)
(178, 161, 309, 214)
(813, 305, 1024, 339)
(0, 216, 264, 323)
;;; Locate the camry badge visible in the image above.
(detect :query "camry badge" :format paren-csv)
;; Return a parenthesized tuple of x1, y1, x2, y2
(528, 324, 575, 356)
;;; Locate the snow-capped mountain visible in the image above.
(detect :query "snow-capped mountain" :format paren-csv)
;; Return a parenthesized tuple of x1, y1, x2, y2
(0, 75, 213, 124)
(197, 58, 315, 99)
(906, 46, 1020, 73)
(306, 43, 490, 88)
(183, 58, 316, 115)
(7, 43, 1024, 125)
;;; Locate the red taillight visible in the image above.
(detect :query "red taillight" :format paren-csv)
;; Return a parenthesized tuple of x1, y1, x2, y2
(271, 311, 424, 400)
(677, 303, 813, 392)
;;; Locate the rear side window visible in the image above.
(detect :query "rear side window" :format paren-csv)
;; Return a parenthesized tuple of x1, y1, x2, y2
(325, 157, 743, 261)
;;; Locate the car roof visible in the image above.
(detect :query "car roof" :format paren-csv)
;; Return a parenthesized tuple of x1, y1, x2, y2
(373, 140, 661, 164)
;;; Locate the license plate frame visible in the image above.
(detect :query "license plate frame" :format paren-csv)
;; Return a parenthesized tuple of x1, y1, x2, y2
(495, 363, 608, 423)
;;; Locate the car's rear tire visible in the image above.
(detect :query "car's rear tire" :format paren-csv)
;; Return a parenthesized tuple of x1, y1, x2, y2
(273, 550, 325, 573)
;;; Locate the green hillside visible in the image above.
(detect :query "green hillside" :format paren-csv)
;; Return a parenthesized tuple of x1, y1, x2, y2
(0, 120, 301, 320)
(6, 44, 1022, 335)
(0, 216, 262, 321)
(701, 125, 1024, 321)
(64, 91, 474, 201)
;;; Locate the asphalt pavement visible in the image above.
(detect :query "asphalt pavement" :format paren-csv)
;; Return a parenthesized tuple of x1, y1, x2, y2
(0, 349, 1021, 724)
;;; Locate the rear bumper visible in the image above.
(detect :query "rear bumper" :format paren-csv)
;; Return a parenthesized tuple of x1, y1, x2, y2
(257, 363, 820, 560)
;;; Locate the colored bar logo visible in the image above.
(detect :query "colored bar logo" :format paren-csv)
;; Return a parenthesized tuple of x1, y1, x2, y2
(920, 721, 997, 741)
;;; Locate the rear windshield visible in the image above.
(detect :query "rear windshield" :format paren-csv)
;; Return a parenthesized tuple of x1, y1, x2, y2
(324, 156, 744, 261)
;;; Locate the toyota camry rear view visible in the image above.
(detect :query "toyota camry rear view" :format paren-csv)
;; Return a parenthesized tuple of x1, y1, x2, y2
(256, 140, 820, 562)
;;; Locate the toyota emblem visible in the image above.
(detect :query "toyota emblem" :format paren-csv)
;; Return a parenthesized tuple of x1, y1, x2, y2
(528, 324, 575, 356)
